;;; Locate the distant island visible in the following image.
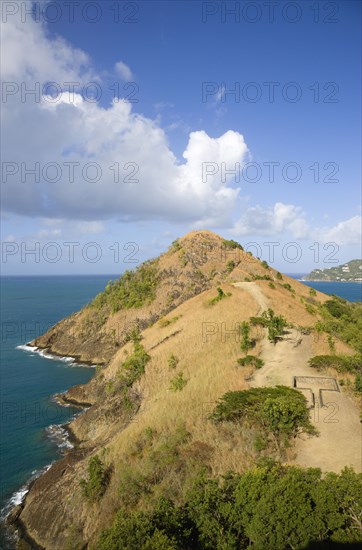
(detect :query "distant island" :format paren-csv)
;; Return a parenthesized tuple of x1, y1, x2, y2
(303, 259, 362, 282)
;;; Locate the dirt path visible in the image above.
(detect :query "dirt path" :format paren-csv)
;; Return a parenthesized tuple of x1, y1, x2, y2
(233, 282, 362, 473)
(232, 282, 269, 313)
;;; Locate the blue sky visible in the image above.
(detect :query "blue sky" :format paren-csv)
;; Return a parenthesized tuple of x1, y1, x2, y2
(1, 0, 361, 274)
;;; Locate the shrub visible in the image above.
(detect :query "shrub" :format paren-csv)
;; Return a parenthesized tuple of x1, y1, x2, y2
(261, 260, 269, 269)
(354, 374, 362, 393)
(169, 372, 188, 392)
(209, 287, 231, 305)
(90, 260, 159, 313)
(80, 455, 109, 502)
(237, 355, 264, 369)
(308, 354, 362, 375)
(282, 282, 295, 293)
(118, 341, 150, 386)
(309, 287, 317, 297)
(170, 239, 182, 252)
(210, 386, 316, 439)
(226, 260, 236, 273)
(159, 316, 180, 328)
(222, 239, 243, 250)
(305, 303, 316, 315)
(168, 354, 179, 369)
(240, 321, 254, 354)
(252, 309, 288, 343)
(96, 465, 362, 550)
(276, 271, 283, 280)
(268, 282, 276, 289)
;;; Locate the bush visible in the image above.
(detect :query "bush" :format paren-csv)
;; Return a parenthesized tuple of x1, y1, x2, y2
(226, 260, 235, 273)
(354, 374, 362, 393)
(159, 316, 180, 328)
(209, 287, 231, 305)
(309, 354, 362, 375)
(91, 260, 159, 313)
(237, 356, 264, 369)
(210, 386, 316, 439)
(80, 455, 109, 502)
(276, 271, 283, 280)
(251, 309, 288, 343)
(261, 260, 269, 269)
(317, 297, 362, 352)
(169, 372, 188, 392)
(240, 321, 254, 354)
(118, 341, 150, 386)
(282, 282, 295, 293)
(168, 354, 179, 369)
(222, 239, 243, 250)
(309, 287, 317, 297)
(96, 465, 362, 549)
(268, 282, 276, 289)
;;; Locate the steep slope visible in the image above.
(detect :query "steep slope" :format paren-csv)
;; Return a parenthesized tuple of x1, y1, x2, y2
(11, 231, 361, 549)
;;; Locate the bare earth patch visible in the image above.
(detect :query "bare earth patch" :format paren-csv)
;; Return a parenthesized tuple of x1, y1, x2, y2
(233, 282, 362, 473)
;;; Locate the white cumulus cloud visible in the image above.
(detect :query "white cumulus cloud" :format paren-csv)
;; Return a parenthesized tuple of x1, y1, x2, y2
(114, 61, 133, 81)
(232, 202, 309, 238)
(1, 5, 248, 227)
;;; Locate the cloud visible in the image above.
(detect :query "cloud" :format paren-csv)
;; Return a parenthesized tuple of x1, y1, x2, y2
(232, 202, 309, 238)
(114, 61, 133, 81)
(1, 7, 248, 227)
(319, 216, 362, 246)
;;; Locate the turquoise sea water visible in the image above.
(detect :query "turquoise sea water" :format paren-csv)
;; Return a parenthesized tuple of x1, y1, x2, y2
(0, 275, 360, 546)
(0, 275, 112, 546)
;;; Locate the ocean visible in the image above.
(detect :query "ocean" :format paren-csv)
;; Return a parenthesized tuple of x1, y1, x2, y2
(0, 275, 113, 547)
(288, 274, 362, 302)
(0, 274, 360, 546)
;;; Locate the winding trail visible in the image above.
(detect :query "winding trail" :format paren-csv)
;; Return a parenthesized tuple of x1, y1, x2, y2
(232, 282, 362, 473)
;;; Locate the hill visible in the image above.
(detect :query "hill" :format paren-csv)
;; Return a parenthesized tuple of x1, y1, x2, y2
(303, 259, 362, 282)
(8, 231, 362, 549)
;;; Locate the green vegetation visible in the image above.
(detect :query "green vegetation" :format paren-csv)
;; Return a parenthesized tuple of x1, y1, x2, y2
(179, 249, 188, 267)
(281, 282, 295, 293)
(169, 372, 188, 392)
(159, 316, 180, 328)
(226, 260, 236, 273)
(261, 260, 269, 269)
(268, 282, 276, 289)
(316, 296, 362, 352)
(240, 321, 254, 354)
(118, 338, 150, 386)
(309, 287, 317, 297)
(80, 455, 109, 502)
(170, 239, 182, 252)
(237, 355, 264, 369)
(96, 464, 362, 550)
(276, 271, 283, 280)
(168, 353, 179, 369)
(222, 239, 243, 250)
(250, 309, 288, 343)
(90, 260, 159, 313)
(305, 303, 316, 315)
(309, 354, 362, 394)
(210, 386, 315, 440)
(209, 287, 231, 305)
(305, 259, 362, 282)
(251, 274, 272, 281)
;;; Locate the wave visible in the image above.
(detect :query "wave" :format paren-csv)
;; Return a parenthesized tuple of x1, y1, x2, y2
(0, 463, 53, 521)
(16, 344, 96, 367)
(46, 423, 74, 451)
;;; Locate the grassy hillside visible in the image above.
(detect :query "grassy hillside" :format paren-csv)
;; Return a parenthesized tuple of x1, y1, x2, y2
(13, 231, 362, 550)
